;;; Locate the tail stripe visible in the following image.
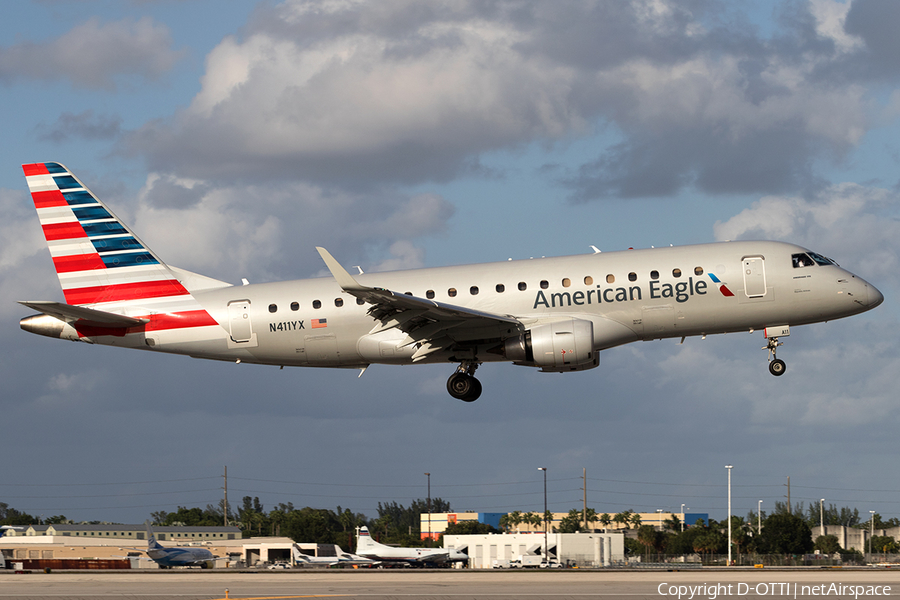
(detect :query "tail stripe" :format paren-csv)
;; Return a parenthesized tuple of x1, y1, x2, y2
(23, 162, 221, 339)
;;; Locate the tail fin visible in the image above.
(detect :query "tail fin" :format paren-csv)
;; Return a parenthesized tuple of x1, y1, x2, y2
(356, 526, 377, 551)
(22, 162, 224, 337)
(291, 545, 311, 564)
(145, 521, 163, 550)
(23, 162, 192, 308)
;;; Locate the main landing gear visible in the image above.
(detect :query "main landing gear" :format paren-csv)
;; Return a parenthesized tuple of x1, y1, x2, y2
(765, 336, 786, 376)
(447, 361, 482, 402)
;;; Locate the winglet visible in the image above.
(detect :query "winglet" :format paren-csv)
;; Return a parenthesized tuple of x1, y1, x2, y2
(316, 247, 368, 293)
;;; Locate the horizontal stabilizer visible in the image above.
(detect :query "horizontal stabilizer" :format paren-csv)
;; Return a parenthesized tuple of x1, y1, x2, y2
(19, 300, 148, 328)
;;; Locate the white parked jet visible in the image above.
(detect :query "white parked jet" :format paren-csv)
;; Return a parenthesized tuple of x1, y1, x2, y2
(291, 543, 378, 567)
(355, 526, 467, 565)
(19, 162, 883, 401)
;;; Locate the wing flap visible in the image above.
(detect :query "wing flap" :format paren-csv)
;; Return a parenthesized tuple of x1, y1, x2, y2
(316, 248, 523, 351)
(19, 300, 148, 328)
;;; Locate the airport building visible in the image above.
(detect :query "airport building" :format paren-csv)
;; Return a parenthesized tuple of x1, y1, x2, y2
(419, 512, 504, 540)
(0, 523, 240, 541)
(443, 531, 624, 568)
(424, 511, 707, 536)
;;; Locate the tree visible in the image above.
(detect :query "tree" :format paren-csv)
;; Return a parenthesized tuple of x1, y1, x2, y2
(664, 514, 682, 532)
(757, 513, 813, 555)
(730, 515, 750, 558)
(814, 535, 841, 554)
(500, 511, 522, 533)
(613, 510, 634, 529)
(443, 521, 498, 536)
(637, 525, 662, 558)
(558, 509, 584, 534)
(870, 535, 899, 554)
(599, 513, 612, 531)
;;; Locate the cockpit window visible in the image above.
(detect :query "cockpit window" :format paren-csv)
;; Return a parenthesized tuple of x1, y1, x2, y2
(792, 253, 815, 268)
(807, 251, 836, 266)
(793, 252, 836, 267)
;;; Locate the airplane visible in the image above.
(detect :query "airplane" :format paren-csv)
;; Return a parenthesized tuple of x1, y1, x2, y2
(124, 521, 216, 569)
(19, 162, 884, 402)
(291, 543, 379, 567)
(355, 526, 468, 566)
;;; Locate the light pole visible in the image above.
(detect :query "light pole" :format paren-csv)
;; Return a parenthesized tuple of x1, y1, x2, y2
(726, 465, 733, 566)
(425, 472, 431, 542)
(758, 500, 762, 535)
(870, 511, 875, 556)
(681, 504, 686, 532)
(538, 467, 548, 565)
(820, 498, 825, 535)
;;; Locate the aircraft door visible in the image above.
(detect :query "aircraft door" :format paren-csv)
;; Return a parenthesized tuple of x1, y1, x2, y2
(227, 300, 253, 342)
(742, 256, 767, 297)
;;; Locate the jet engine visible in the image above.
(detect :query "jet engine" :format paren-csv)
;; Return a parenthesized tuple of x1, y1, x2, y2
(501, 318, 598, 372)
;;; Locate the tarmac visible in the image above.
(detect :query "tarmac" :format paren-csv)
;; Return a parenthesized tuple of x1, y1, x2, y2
(2, 568, 900, 600)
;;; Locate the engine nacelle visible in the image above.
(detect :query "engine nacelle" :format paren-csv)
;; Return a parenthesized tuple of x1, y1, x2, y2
(503, 318, 598, 372)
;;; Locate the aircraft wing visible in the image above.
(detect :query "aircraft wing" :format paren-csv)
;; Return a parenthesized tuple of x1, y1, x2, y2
(415, 552, 450, 563)
(19, 301, 148, 328)
(317, 248, 524, 361)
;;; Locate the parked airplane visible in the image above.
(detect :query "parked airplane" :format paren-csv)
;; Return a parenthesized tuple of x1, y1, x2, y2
(291, 543, 379, 567)
(125, 522, 216, 569)
(20, 162, 883, 401)
(355, 526, 468, 565)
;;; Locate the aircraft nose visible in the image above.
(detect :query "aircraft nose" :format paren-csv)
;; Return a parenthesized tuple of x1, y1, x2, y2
(868, 283, 884, 308)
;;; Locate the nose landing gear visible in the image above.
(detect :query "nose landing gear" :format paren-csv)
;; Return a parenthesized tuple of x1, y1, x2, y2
(765, 336, 786, 376)
(447, 361, 482, 402)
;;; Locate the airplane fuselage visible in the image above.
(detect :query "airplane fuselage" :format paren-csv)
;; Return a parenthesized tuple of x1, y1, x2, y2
(60, 241, 878, 369)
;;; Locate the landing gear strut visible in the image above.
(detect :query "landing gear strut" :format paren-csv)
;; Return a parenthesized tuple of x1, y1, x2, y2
(765, 337, 786, 376)
(447, 361, 482, 402)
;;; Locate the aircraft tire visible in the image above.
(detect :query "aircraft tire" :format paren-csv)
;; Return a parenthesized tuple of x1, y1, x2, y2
(447, 373, 482, 402)
(769, 359, 786, 376)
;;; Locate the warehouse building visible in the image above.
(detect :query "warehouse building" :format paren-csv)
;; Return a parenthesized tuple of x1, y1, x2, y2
(443, 531, 624, 568)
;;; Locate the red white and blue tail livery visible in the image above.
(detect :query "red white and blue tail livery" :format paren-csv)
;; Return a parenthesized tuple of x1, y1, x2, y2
(20, 163, 884, 401)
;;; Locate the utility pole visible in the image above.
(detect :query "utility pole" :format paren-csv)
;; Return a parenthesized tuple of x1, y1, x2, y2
(786, 476, 791, 514)
(538, 467, 548, 565)
(223, 466, 228, 527)
(726, 465, 733, 566)
(425, 472, 431, 542)
(582, 468, 587, 531)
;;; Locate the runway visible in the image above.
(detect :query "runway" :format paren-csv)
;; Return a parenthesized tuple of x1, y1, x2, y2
(1, 569, 899, 600)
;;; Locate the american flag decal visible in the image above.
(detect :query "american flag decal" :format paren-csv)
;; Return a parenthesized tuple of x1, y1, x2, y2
(311, 318, 328, 329)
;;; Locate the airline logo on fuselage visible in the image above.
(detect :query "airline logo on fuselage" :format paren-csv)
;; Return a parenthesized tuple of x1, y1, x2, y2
(533, 275, 717, 309)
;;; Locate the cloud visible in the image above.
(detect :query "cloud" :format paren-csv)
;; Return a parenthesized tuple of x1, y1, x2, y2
(0, 17, 183, 90)
(132, 175, 455, 281)
(713, 182, 900, 287)
(120, 0, 890, 201)
(35, 110, 123, 143)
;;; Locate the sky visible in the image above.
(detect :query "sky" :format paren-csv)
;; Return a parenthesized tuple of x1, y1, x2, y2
(2, 0, 900, 528)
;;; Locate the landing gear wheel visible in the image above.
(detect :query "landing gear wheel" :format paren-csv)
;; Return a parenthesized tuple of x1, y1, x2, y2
(769, 358, 786, 376)
(447, 372, 482, 402)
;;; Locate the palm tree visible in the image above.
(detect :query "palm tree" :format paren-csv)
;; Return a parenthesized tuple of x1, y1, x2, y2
(599, 513, 612, 532)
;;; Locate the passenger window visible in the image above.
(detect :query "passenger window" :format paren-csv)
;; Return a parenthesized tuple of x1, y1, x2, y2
(540, 280, 549, 289)
(607, 274, 615, 283)
(404, 292, 412, 296)
(584, 276, 593, 285)
(268, 304, 277, 313)
(518, 282, 527, 291)
(448, 288, 457, 297)
(470, 286, 479, 295)
(628, 272, 637, 282)
(672, 268, 682, 278)
(650, 270, 659, 280)
(312, 300, 321, 309)
(290, 302, 299, 311)
(426, 290, 435, 299)
(496, 284, 505, 293)
(694, 267, 703, 276)
(356, 297, 365, 305)
(335, 298, 343, 307)
(562, 278, 571, 288)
